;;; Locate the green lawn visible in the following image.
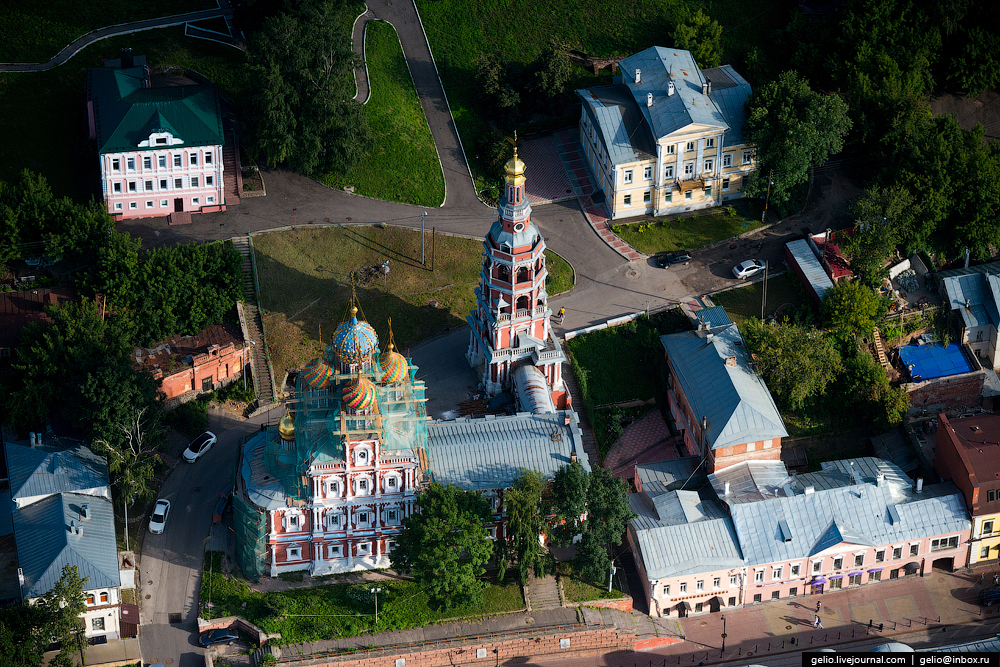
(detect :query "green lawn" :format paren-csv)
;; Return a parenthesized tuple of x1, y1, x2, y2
(557, 562, 626, 603)
(319, 20, 444, 207)
(414, 0, 792, 189)
(0, 0, 215, 63)
(253, 226, 483, 376)
(545, 250, 574, 295)
(612, 200, 765, 256)
(0, 27, 249, 201)
(710, 273, 811, 327)
(201, 553, 524, 643)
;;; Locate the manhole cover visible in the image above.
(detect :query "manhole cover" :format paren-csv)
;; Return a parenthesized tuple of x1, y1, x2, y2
(148, 580, 153, 585)
(145, 594, 151, 599)
(938, 578, 945, 582)
(626, 269, 639, 279)
(700, 621, 708, 627)
(169, 613, 182, 624)
(166, 660, 174, 665)
(746, 653, 753, 657)
(193, 487, 202, 493)
(524, 617, 534, 624)
(786, 625, 792, 630)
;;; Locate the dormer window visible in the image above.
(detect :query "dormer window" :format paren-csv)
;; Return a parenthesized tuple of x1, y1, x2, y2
(139, 131, 183, 148)
(156, 137, 167, 145)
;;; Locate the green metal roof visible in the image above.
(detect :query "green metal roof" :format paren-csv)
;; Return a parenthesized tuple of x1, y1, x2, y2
(87, 62, 224, 154)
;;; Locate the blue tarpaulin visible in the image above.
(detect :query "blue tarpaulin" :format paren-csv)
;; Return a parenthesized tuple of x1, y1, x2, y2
(899, 343, 974, 382)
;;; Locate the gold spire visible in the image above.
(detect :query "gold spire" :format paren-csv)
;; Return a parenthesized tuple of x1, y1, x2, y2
(278, 412, 296, 440)
(504, 130, 526, 186)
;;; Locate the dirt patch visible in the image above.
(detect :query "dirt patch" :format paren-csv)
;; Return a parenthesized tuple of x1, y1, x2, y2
(931, 91, 1000, 141)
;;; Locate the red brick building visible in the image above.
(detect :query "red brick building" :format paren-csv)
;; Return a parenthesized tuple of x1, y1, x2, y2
(132, 323, 248, 401)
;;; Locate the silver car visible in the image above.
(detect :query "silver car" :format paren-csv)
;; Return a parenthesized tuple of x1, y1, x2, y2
(733, 259, 766, 279)
(149, 499, 170, 534)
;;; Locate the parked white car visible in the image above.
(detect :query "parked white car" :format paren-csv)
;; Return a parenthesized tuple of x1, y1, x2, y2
(149, 499, 171, 534)
(182, 431, 217, 463)
(732, 259, 766, 280)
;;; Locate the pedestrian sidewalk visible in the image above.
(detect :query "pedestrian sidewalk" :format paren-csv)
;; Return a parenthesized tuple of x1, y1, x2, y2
(640, 563, 1000, 663)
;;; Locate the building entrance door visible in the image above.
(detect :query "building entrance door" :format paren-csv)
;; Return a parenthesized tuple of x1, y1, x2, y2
(811, 584, 824, 595)
(174, 198, 183, 212)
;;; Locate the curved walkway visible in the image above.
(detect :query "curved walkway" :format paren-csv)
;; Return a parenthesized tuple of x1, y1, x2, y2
(351, 8, 373, 103)
(0, 4, 234, 72)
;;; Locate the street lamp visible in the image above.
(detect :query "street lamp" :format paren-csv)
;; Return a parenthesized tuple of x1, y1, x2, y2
(721, 615, 727, 654)
(371, 587, 382, 624)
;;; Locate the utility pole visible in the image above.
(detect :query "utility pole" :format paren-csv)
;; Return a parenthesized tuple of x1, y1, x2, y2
(761, 260, 768, 319)
(371, 587, 382, 624)
(761, 168, 774, 223)
(432, 227, 436, 272)
(608, 562, 618, 592)
(421, 212, 427, 265)
(721, 615, 727, 654)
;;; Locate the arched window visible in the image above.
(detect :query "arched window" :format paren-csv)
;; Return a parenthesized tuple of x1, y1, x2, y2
(498, 265, 510, 282)
(516, 266, 530, 283)
(516, 296, 530, 311)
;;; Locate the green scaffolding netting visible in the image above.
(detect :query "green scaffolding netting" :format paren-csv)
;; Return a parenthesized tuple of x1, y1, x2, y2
(233, 490, 267, 582)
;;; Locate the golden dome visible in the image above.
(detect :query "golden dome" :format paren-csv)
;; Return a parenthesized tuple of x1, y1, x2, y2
(504, 148, 526, 186)
(278, 413, 296, 440)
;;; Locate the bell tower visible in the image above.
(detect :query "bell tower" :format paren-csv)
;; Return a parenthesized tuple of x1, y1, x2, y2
(465, 137, 570, 410)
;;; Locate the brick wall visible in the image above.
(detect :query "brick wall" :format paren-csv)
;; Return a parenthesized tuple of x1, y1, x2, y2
(197, 615, 280, 645)
(566, 596, 634, 612)
(262, 625, 675, 666)
(906, 371, 984, 413)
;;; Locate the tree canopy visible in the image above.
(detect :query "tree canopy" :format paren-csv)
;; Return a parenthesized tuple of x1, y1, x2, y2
(821, 280, 890, 340)
(742, 71, 852, 208)
(38, 565, 88, 667)
(501, 469, 550, 584)
(392, 483, 493, 610)
(672, 9, 723, 69)
(245, 0, 370, 175)
(842, 186, 918, 283)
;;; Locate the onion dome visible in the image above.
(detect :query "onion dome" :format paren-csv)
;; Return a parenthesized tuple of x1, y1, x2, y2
(504, 147, 526, 186)
(301, 357, 334, 389)
(278, 413, 296, 441)
(342, 373, 377, 411)
(379, 342, 408, 384)
(331, 305, 379, 366)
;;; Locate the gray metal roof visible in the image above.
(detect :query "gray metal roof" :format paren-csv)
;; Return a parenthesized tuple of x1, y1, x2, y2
(730, 481, 970, 566)
(13, 493, 120, 599)
(630, 494, 744, 580)
(709, 460, 794, 504)
(636, 456, 706, 497)
(786, 239, 835, 300)
(936, 260, 1000, 279)
(578, 86, 656, 166)
(661, 324, 787, 450)
(635, 488, 728, 528)
(694, 306, 732, 329)
(942, 273, 1000, 328)
(6, 442, 109, 504)
(426, 411, 589, 490)
(701, 66, 753, 145)
(930, 635, 1000, 652)
(617, 47, 730, 140)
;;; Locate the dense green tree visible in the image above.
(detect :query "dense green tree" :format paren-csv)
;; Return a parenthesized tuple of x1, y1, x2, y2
(573, 529, 612, 585)
(584, 466, 635, 549)
(821, 281, 890, 340)
(550, 460, 589, 544)
(742, 71, 852, 208)
(0, 170, 115, 264)
(837, 351, 909, 430)
(476, 52, 521, 129)
(92, 406, 164, 510)
(38, 565, 88, 667)
(741, 318, 844, 411)
(245, 0, 370, 175)
(0, 604, 50, 667)
(392, 483, 493, 610)
(502, 469, 550, 584)
(946, 26, 1000, 95)
(842, 186, 919, 283)
(531, 42, 574, 112)
(672, 9, 723, 69)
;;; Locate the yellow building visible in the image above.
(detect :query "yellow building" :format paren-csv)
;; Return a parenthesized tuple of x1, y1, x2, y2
(577, 46, 755, 220)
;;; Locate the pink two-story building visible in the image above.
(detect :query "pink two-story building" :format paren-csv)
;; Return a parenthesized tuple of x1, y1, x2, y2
(86, 50, 227, 220)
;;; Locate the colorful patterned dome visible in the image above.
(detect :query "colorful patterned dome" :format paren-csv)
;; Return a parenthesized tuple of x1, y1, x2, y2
(331, 306, 379, 366)
(342, 373, 377, 411)
(301, 357, 334, 389)
(379, 342, 408, 384)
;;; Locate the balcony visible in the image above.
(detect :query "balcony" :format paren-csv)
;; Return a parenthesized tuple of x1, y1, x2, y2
(676, 178, 705, 192)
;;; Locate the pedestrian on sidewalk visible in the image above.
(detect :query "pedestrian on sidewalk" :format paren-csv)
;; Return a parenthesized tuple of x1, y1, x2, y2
(816, 600, 822, 613)
(814, 615, 824, 629)
(981, 573, 985, 585)
(994, 573, 998, 587)
(557, 307, 565, 324)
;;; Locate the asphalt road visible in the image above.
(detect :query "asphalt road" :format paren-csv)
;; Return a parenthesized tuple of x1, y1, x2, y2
(139, 409, 275, 667)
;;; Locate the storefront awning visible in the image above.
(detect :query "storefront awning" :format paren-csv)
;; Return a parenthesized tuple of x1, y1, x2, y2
(848, 571, 862, 576)
(811, 577, 828, 584)
(829, 574, 844, 579)
(867, 568, 883, 572)
(678, 600, 692, 610)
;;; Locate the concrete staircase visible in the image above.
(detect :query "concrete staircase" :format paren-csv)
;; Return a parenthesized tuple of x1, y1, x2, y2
(527, 573, 562, 611)
(167, 211, 192, 225)
(560, 363, 601, 466)
(232, 236, 274, 403)
(222, 129, 241, 207)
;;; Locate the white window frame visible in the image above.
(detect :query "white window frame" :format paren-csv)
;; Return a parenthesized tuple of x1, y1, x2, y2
(833, 556, 844, 570)
(663, 584, 671, 597)
(173, 154, 182, 167)
(111, 158, 120, 172)
(327, 513, 340, 529)
(790, 563, 801, 577)
(358, 542, 371, 555)
(812, 559, 823, 573)
(357, 511, 370, 525)
(643, 190, 651, 204)
(696, 580, 704, 592)
(705, 183, 712, 197)
(623, 169, 633, 184)
(773, 566, 782, 580)
(128, 181, 137, 193)
(754, 570, 764, 583)
(113, 182, 122, 193)
(192, 197, 200, 205)
(684, 163, 694, 177)
(742, 150, 752, 165)
(931, 536, 959, 552)
(145, 201, 154, 209)
(126, 157, 135, 171)
(114, 203, 123, 211)
(854, 553, 865, 567)
(729, 574, 738, 587)
(205, 152, 213, 165)
(704, 159, 714, 173)
(685, 191, 692, 201)
(982, 546, 991, 559)
(206, 175, 214, 186)
(892, 546, 903, 560)
(328, 544, 342, 558)
(190, 152, 198, 166)
(679, 582, 687, 594)
(643, 166, 653, 181)
(142, 156, 151, 170)
(158, 155, 167, 168)
(664, 165, 674, 179)
(387, 509, 398, 522)
(159, 178, 167, 190)
(713, 577, 720, 589)
(723, 177, 730, 191)
(207, 195, 215, 204)
(623, 194, 632, 206)
(128, 202, 137, 210)
(287, 546, 301, 560)
(706, 138, 715, 148)
(160, 200, 168, 207)
(686, 141, 695, 152)
(875, 549, 886, 563)
(665, 145, 675, 154)
(174, 178, 183, 189)
(723, 153, 733, 168)
(984, 519, 995, 535)
(191, 176, 199, 188)
(144, 179, 153, 192)
(909, 543, 920, 557)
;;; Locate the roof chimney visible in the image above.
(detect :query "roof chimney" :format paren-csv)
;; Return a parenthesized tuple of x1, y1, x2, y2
(647, 92, 653, 107)
(804, 486, 815, 495)
(29, 432, 35, 447)
(702, 82, 708, 96)
(667, 81, 675, 97)
(121, 48, 134, 69)
(707, 79, 712, 96)
(724, 482, 731, 496)
(81, 504, 91, 520)
(725, 356, 737, 367)
(916, 477, 924, 493)
(635, 68, 641, 83)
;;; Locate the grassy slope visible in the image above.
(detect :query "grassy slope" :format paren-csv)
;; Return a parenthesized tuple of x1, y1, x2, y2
(415, 0, 793, 188)
(710, 273, 810, 327)
(613, 200, 764, 255)
(0, 0, 215, 63)
(319, 20, 445, 206)
(544, 250, 574, 295)
(253, 226, 483, 376)
(0, 27, 248, 201)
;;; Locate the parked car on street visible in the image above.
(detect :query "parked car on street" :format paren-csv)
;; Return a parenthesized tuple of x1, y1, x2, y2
(183, 431, 217, 463)
(656, 250, 692, 268)
(149, 499, 170, 534)
(732, 259, 766, 280)
(199, 628, 239, 647)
